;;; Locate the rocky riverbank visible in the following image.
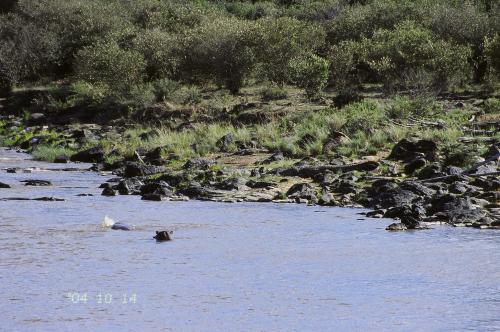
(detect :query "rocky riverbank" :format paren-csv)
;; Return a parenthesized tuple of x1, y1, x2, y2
(1, 112, 498, 231)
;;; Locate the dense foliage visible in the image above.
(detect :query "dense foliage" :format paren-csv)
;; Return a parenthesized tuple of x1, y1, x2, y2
(0, 0, 499, 99)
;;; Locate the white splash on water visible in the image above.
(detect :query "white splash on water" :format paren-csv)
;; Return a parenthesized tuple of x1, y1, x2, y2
(102, 216, 115, 228)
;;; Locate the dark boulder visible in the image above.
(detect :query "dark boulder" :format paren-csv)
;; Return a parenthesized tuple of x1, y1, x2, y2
(389, 138, 437, 161)
(144, 146, 167, 161)
(70, 147, 105, 163)
(331, 179, 358, 194)
(216, 133, 235, 152)
(213, 177, 246, 191)
(417, 163, 445, 180)
(318, 193, 337, 206)
(33, 197, 65, 201)
(372, 188, 420, 209)
(21, 180, 52, 186)
(142, 193, 166, 201)
(399, 181, 436, 198)
(471, 177, 500, 191)
(386, 223, 408, 231)
(117, 178, 144, 195)
(140, 181, 173, 196)
(101, 187, 117, 196)
(157, 173, 186, 187)
(246, 180, 276, 189)
(111, 222, 131, 231)
(124, 162, 165, 178)
(260, 151, 284, 165)
(0, 181, 11, 188)
(153, 230, 173, 241)
(404, 157, 427, 174)
(54, 155, 69, 164)
(286, 183, 316, 200)
(183, 158, 214, 170)
(179, 181, 210, 198)
(444, 166, 463, 175)
(366, 209, 386, 218)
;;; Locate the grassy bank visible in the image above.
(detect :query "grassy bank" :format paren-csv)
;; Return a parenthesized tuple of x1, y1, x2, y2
(1, 83, 498, 173)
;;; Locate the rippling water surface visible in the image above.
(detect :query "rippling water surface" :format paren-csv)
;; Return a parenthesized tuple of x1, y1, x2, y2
(0, 148, 499, 331)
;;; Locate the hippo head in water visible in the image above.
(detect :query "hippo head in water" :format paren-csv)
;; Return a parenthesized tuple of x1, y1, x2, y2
(153, 230, 173, 241)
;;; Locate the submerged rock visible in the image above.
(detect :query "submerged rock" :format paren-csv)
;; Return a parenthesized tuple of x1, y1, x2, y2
(21, 180, 52, 186)
(111, 222, 131, 231)
(101, 187, 117, 196)
(153, 230, 173, 242)
(386, 223, 408, 231)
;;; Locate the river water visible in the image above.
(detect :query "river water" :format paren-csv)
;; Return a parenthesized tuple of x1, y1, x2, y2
(0, 148, 499, 332)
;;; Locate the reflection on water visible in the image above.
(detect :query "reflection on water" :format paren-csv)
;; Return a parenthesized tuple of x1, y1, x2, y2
(0, 148, 499, 331)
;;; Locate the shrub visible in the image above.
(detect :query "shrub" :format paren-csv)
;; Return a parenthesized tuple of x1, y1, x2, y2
(129, 0, 205, 32)
(260, 86, 288, 101)
(442, 143, 480, 168)
(419, 1, 491, 82)
(286, 0, 343, 22)
(363, 21, 472, 91)
(180, 17, 257, 93)
(329, 40, 367, 94)
(152, 79, 180, 102)
(332, 21, 471, 90)
(387, 95, 436, 120)
(326, 0, 418, 43)
(255, 17, 326, 86)
(172, 85, 202, 105)
(341, 100, 386, 135)
(225, 1, 278, 20)
(0, 0, 16, 14)
(133, 29, 181, 80)
(16, 0, 135, 75)
(32, 145, 75, 162)
(0, 14, 60, 85)
(290, 53, 329, 99)
(485, 33, 500, 78)
(75, 41, 146, 95)
(483, 98, 500, 114)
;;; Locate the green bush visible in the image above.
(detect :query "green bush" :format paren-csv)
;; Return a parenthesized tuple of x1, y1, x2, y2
(70, 81, 110, 105)
(0, 14, 60, 85)
(133, 29, 181, 80)
(255, 17, 326, 86)
(341, 100, 386, 135)
(327, 0, 418, 43)
(290, 53, 329, 99)
(332, 21, 471, 90)
(485, 33, 500, 78)
(129, 0, 205, 32)
(259, 86, 288, 101)
(172, 85, 202, 105)
(363, 21, 471, 91)
(180, 17, 257, 93)
(225, 1, 278, 20)
(419, 1, 491, 81)
(483, 98, 500, 114)
(152, 79, 180, 102)
(75, 41, 146, 95)
(16, 0, 135, 75)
